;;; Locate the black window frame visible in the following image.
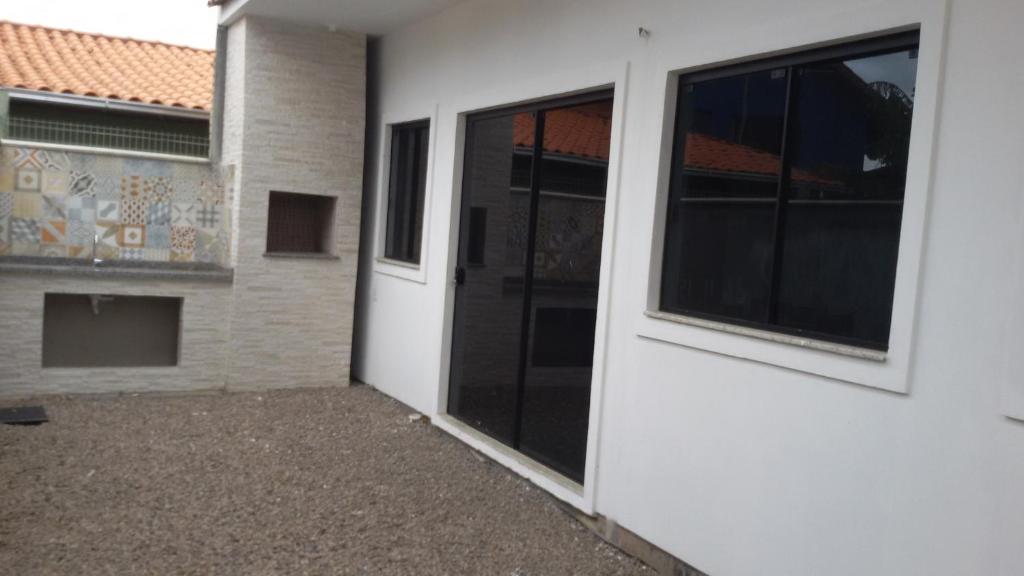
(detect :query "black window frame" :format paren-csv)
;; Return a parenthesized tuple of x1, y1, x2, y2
(659, 31, 920, 351)
(384, 119, 431, 264)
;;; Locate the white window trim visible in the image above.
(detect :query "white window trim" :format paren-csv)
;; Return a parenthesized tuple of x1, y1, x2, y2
(371, 105, 438, 284)
(636, 0, 950, 395)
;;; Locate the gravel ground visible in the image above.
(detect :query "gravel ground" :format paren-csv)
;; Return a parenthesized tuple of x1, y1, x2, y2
(0, 386, 649, 575)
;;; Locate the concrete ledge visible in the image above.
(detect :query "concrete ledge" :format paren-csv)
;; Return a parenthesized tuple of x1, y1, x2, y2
(262, 252, 340, 261)
(0, 257, 234, 283)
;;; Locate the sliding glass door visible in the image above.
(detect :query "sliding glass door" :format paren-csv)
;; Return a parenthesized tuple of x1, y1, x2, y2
(448, 92, 613, 482)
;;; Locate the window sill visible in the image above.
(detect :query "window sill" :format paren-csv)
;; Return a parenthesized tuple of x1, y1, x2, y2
(373, 256, 427, 284)
(1, 138, 210, 164)
(263, 252, 339, 261)
(41, 365, 182, 371)
(644, 310, 887, 362)
(0, 256, 233, 283)
(638, 308, 907, 394)
(375, 256, 420, 270)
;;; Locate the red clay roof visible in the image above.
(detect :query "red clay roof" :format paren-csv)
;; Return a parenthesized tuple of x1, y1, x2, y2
(511, 103, 832, 186)
(0, 20, 214, 111)
(684, 132, 837, 185)
(514, 102, 613, 161)
(683, 133, 783, 178)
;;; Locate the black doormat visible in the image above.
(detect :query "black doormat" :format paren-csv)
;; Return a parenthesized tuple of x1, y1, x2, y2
(0, 406, 48, 426)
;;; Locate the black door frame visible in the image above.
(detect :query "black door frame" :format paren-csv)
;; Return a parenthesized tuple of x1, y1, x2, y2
(448, 89, 615, 479)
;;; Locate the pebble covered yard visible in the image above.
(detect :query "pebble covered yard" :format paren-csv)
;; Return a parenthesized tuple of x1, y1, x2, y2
(0, 386, 648, 575)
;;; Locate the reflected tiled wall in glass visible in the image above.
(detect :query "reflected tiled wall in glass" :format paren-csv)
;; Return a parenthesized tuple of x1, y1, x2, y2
(0, 146, 230, 265)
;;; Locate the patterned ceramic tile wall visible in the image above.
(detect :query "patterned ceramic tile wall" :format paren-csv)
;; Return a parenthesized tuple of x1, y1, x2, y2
(0, 146, 230, 265)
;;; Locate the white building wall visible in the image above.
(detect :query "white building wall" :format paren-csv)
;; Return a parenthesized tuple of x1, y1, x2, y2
(353, 0, 1024, 574)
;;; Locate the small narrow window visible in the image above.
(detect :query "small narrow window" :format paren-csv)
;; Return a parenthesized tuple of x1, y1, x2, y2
(385, 120, 430, 264)
(266, 191, 336, 255)
(660, 32, 920, 350)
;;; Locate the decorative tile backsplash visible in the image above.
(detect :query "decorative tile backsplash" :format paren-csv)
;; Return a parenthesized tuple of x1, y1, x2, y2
(0, 145, 230, 265)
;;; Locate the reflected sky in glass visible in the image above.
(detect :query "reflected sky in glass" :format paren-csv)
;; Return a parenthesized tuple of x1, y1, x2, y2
(845, 49, 918, 100)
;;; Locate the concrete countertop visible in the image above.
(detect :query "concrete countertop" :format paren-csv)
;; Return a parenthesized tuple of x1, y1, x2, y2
(0, 257, 234, 283)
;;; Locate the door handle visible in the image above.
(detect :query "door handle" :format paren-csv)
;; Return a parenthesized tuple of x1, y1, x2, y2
(454, 266, 466, 286)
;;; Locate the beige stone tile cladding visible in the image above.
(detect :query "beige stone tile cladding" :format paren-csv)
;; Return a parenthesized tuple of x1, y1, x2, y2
(221, 17, 365, 390)
(0, 273, 231, 397)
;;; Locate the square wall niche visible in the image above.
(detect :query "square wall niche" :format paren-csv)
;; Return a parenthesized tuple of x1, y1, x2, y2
(42, 294, 183, 368)
(265, 191, 337, 256)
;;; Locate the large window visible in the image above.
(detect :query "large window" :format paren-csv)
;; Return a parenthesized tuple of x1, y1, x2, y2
(661, 33, 919, 350)
(384, 120, 430, 264)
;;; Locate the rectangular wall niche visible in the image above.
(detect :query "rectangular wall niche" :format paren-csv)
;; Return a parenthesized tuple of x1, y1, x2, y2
(42, 294, 183, 368)
(266, 191, 337, 255)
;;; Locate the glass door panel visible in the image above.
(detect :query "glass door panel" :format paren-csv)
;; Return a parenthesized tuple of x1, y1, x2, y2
(447, 111, 535, 445)
(449, 93, 614, 483)
(517, 99, 612, 482)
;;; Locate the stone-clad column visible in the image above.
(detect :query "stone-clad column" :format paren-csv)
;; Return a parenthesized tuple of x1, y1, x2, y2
(220, 16, 365, 389)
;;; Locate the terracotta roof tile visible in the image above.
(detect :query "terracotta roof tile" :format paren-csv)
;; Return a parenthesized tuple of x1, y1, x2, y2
(514, 102, 613, 161)
(0, 20, 214, 111)
(683, 132, 837, 185)
(514, 104, 836, 186)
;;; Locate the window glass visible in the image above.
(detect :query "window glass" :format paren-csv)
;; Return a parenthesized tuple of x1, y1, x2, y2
(676, 70, 788, 199)
(786, 50, 917, 201)
(519, 99, 612, 481)
(663, 202, 776, 322)
(385, 121, 430, 263)
(447, 112, 534, 446)
(661, 69, 787, 323)
(776, 49, 917, 344)
(660, 35, 919, 349)
(775, 204, 903, 344)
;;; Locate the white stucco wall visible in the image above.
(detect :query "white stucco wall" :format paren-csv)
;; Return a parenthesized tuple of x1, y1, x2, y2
(353, 0, 1024, 574)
